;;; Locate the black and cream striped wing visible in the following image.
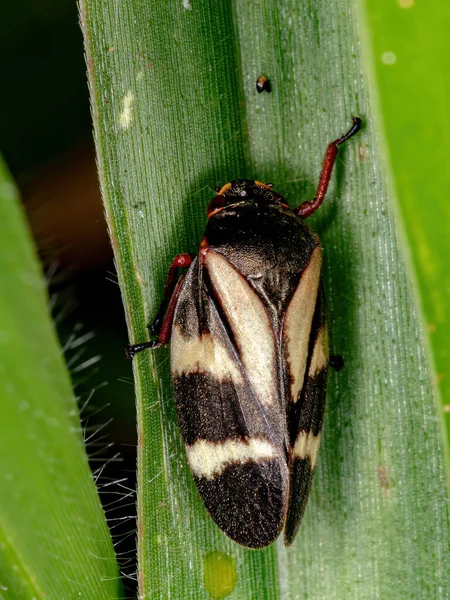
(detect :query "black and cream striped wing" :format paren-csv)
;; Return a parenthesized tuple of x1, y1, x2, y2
(171, 252, 289, 548)
(282, 245, 329, 545)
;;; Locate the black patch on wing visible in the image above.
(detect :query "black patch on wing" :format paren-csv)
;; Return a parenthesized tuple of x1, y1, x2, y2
(174, 373, 252, 445)
(284, 458, 313, 546)
(196, 460, 286, 549)
(294, 370, 327, 437)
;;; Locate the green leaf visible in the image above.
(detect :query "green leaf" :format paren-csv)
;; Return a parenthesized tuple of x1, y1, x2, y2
(80, 0, 450, 598)
(0, 158, 120, 599)
(364, 0, 450, 441)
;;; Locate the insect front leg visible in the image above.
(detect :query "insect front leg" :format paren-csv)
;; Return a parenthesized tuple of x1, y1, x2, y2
(126, 253, 193, 358)
(295, 117, 362, 219)
(149, 253, 193, 335)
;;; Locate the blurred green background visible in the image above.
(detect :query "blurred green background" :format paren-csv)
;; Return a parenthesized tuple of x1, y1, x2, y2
(1, 7, 136, 440)
(1, 0, 449, 597)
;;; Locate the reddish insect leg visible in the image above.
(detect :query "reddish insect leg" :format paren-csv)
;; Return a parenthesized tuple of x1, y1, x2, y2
(295, 117, 362, 219)
(126, 253, 193, 358)
(149, 253, 193, 335)
(155, 273, 186, 345)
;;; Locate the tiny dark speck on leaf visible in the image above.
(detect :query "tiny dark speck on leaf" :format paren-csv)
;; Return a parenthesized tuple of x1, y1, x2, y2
(256, 75, 271, 93)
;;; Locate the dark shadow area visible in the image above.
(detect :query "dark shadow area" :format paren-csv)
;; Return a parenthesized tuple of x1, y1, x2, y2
(312, 138, 361, 529)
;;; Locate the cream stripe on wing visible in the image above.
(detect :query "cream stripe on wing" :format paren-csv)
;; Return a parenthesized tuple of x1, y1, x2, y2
(206, 251, 277, 407)
(308, 325, 329, 377)
(186, 438, 278, 480)
(292, 431, 321, 469)
(171, 324, 243, 384)
(283, 246, 322, 403)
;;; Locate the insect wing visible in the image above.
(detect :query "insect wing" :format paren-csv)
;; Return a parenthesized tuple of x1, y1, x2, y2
(171, 254, 289, 548)
(284, 282, 329, 545)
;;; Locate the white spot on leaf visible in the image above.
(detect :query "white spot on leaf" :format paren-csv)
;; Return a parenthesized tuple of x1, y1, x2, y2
(119, 91, 134, 129)
(381, 51, 397, 65)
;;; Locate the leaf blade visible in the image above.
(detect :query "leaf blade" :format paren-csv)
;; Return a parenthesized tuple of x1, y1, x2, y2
(364, 0, 450, 444)
(81, 0, 450, 597)
(0, 158, 120, 599)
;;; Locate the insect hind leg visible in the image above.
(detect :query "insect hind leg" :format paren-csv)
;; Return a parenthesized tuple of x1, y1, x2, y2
(148, 253, 194, 335)
(295, 117, 362, 219)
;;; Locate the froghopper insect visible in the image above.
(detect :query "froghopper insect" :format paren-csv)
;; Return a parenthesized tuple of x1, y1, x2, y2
(127, 117, 362, 548)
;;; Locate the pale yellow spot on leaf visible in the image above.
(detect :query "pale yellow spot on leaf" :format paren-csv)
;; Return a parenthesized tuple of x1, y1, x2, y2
(119, 91, 134, 129)
(203, 551, 237, 599)
(381, 51, 397, 65)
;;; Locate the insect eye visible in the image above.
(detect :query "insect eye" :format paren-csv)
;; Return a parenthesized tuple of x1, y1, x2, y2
(207, 195, 226, 217)
(240, 190, 247, 197)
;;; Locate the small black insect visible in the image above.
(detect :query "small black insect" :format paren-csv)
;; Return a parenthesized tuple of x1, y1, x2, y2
(127, 117, 362, 548)
(256, 75, 271, 93)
